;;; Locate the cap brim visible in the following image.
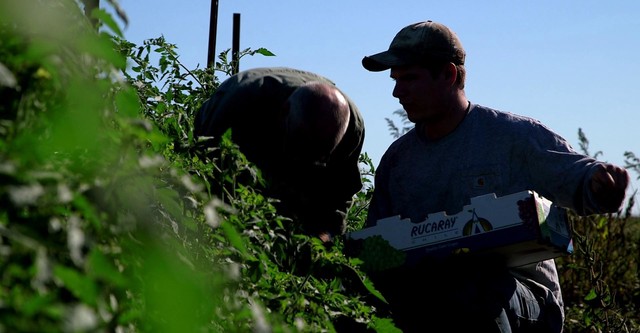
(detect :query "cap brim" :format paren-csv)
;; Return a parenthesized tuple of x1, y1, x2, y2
(362, 50, 410, 72)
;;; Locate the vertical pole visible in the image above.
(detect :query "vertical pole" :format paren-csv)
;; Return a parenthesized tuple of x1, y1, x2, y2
(83, 0, 100, 29)
(232, 13, 241, 75)
(207, 0, 220, 68)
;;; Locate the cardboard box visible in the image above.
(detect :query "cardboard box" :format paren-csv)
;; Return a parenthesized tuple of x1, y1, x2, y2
(347, 190, 573, 268)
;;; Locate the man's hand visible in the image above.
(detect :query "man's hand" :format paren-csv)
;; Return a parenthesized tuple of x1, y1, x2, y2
(590, 163, 630, 213)
(318, 231, 333, 244)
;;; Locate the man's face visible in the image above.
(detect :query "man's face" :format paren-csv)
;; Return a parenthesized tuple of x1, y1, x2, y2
(390, 65, 449, 123)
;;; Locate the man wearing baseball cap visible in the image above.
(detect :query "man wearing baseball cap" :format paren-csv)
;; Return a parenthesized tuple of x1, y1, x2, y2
(361, 20, 628, 332)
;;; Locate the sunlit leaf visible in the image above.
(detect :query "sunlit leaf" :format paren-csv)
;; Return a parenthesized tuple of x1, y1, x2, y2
(584, 288, 598, 301)
(138, 242, 214, 333)
(254, 47, 276, 57)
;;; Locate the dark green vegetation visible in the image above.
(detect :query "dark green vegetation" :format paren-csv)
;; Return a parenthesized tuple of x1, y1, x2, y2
(1, 1, 638, 332)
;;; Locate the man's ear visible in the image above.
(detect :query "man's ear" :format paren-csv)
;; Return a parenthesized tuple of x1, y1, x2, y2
(444, 62, 458, 85)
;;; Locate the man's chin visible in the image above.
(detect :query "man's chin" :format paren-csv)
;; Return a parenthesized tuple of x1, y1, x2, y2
(404, 112, 420, 124)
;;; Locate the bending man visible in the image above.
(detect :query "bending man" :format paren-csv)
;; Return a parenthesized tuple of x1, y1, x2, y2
(194, 67, 365, 243)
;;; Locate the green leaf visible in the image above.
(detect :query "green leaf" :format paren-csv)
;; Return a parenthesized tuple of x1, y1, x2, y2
(53, 265, 98, 306)
(22, 293, 55, 317)
(584, 288, 598, 301)
(221, 220, 255, 261)
(92, 8, 123, 37)
(72, 195, 102, 231)
(157, 187, 183, 219)
(86, 249, 127, 287)
(350, 268, 388, 304)
(78, 33, 126, 69)
(138, 243, 214, 333)
(254, 47, 276, 57)
(115, 86, 141, 118)
(191, 219, 205, 234)
(372, 317, 403, 333)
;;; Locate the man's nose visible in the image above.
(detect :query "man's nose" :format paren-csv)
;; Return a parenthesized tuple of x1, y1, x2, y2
(392, 82, 405, 99)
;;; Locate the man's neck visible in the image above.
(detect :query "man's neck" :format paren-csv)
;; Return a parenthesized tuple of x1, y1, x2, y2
(422, 98, 470, 141)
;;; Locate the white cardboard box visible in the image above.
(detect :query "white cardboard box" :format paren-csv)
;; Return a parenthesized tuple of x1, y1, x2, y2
(347, 190, 573, 268)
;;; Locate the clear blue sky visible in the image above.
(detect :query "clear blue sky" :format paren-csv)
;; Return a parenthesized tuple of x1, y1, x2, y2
(113, 0, 640, 214)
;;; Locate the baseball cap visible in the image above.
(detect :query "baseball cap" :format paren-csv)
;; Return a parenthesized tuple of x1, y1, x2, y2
(362, 20, 465, 72)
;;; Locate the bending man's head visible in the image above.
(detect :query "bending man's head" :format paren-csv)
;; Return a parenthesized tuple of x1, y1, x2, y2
(283, 81, 351, 164)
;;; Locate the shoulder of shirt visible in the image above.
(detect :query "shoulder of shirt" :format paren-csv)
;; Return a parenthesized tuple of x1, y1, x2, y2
(234, 67, 335, 85)
(247, 68, 364, 119)
(380, 127, 418, 159)
(470, 103, 545, 128)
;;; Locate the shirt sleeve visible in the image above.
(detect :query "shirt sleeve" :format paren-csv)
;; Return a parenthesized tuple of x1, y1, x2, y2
(517, 119, 601, 215)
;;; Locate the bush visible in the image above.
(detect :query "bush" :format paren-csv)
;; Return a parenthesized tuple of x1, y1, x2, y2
(0, 1, 393, 332)
(1, 1, 638, 332)
(556, 131, 640, 332)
